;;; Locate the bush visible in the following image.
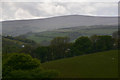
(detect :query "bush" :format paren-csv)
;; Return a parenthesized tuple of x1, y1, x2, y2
(3, 53, 40, 70)
(3, 53, 59, 79)
(6, 68, 58, 78)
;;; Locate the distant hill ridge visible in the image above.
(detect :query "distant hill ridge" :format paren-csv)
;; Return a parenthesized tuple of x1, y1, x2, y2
(2, 15, 118, 36)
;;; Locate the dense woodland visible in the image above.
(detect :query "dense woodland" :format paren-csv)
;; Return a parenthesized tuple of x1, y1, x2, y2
(2, 31, 119, 78)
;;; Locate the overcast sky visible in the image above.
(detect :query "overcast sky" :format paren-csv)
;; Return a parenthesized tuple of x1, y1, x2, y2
(0, 0, 119, 21)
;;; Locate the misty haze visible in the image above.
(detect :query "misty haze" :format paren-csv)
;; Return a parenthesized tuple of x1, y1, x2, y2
(1, 1, 119, 79)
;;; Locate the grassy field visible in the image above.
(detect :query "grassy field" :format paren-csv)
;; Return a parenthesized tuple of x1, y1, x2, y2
(0, 53, 1, 78)
(26, 28, 117, 44)
(27, 31, 68, 43)
(42, 50, 118, 78)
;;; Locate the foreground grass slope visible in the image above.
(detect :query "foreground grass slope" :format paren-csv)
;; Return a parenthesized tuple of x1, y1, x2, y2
(42, 50, 118, 78)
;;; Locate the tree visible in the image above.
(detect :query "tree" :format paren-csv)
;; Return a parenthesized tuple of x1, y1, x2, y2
(112, 31, 120, 49)
(3, 53, 40, 77)
(112, 31, 119, 39)
(96, 35, 114, 51)
(50, 37, 70, 59)
(73, 36, 93, 55)
(90, 35, 98, 52)
(34, 46, 50, 62)
(3, 53, 59, 78)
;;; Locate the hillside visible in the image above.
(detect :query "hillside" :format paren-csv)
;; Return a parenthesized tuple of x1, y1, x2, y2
(2, 15, 117, 36)
(23, 25, 117, 45)
(42, 50, 118, 78)
(2, 36, 36, 54)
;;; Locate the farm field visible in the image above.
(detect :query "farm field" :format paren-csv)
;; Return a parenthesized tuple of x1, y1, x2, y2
(26, 28, 117, 45)
(42, 50, 118, 78)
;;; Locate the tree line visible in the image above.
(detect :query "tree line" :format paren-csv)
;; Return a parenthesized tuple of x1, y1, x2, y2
(3, 31, 119, 63)
(21, 33, 119, 63)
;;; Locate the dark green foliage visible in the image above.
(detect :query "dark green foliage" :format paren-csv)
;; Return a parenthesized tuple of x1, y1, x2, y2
(6, 68, 58, 78)
(20, 44, 37, 57)
(95, 35, 114, 51)
(34, 46, 50, 62)
(3, 34, 115, 63)
(90, 35, 114, 52)
(2, 53, 59, 79)
(2, 38, 22, 54)
(4, 53, 40, 70)
(2, 36, 36, 54)
(50, 37, 70, 46)
(90, 34, 98, 52)
(70, 35, 114, 56)
(3, 53, 40, 77)
(73, 36, 93, 55)
(112, 31, 120, 49)
(50, 37, 70, 59)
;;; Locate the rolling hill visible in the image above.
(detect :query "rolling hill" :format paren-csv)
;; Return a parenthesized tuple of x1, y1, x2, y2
(23, 25, 117, 45)
(2, 36, 36, 54)
(2, 15, 118, 36)
(42, 50, 118, 78)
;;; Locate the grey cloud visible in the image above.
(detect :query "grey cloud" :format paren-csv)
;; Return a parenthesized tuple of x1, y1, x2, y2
(13, 2, 41, 16)
(2, 0, 119, 2)
(1, 2, 118, 21)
